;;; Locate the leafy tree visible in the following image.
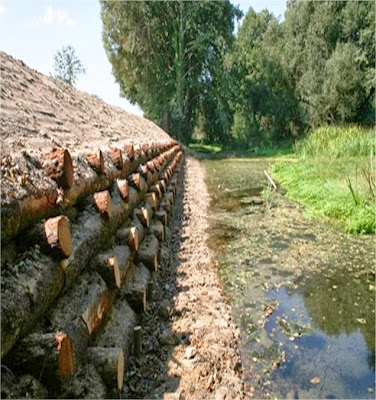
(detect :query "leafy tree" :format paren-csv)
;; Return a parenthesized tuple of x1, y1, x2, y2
(280, 0, 375, 126)
(53, 45, 86, 86)
(101, 1, 240, 142)
(228, 8, 303, 147)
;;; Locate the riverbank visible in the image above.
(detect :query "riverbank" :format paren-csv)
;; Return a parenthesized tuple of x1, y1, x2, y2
(121, 156, 244, 399)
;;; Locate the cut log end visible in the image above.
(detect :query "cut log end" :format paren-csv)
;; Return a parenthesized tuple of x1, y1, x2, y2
(129, 227, 139, 253)
(55, 332, 75, 379)
(116, 179, 129, 201)
(42, 148, 74, 189)
(108, 255, 121, 289)
(93, 190, 113, 219)
(109, 149, 123, 169)
(117, 349, 124, 390)
(86, 150, 105, 174)
(44, 215, 72, 257)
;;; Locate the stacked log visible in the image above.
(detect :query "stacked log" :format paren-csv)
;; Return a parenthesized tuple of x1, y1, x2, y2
(1, 138, 184, 398)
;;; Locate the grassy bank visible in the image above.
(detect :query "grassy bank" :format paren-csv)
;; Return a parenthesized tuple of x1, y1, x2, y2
(271, 126, 375, 234)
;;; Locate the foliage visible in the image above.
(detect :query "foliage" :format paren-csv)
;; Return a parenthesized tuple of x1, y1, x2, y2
(271, 126, 375, 234)
(280, 0, 375, 127)
(53, 45, 86, 86)
(295, 125, 375, 158)
(101, 1, 240, 143)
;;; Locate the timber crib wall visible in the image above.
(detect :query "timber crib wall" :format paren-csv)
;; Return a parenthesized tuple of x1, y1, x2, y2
(1, 140, 184, 398)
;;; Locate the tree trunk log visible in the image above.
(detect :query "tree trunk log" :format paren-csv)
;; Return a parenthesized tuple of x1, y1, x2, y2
(49, 272, 113, 338)
(41, 148, 74, 189)
(44, 215, 73, 257)
(93, 190, 113, 219)
(86, 150, 104, 174)
(6, 332, 75, 383)
(134, 207, 150, 228)
(1, 248, 64, 357)
(116, 179, 129, 201)
(92, 299, 136, 365)
(116, 226, 139, 253)
(92, 245, 131, 289)
(86, 347, 124, 390)
(150, 220, 165, 242)
(133, 326, 141, 359)
(155, 210, 168, 225)
(124, 144, 134, 160)
(108, 149, 123, 169)
(121, 263, 150, 313)
(145, 192, 157, 211)
(135, 234, 159, 272)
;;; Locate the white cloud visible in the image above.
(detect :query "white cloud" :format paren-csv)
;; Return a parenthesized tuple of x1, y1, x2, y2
(0, 5, 7, 15)
(37, 6, 76, 27)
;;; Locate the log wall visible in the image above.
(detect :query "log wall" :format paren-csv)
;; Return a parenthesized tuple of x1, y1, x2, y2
(1, 139, 184, 398)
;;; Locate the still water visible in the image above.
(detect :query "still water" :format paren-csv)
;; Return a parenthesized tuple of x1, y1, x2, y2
(204, 158, 375, 399)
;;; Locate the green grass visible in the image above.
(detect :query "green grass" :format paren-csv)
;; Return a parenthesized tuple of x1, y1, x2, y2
(188, 143, 222, 154)
(271, 126, 375, 234)
(295, 125, 375, 158)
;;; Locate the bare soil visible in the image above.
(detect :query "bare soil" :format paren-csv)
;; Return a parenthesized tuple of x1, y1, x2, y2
(0, 51, 171, 159)
(122, 156, 244, 400)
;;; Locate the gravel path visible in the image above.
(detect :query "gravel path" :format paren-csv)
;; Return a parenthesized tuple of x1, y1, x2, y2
(122, 156, 244, 400)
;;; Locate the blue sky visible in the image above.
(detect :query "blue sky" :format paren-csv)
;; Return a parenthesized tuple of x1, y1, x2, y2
(0, 0, 286, 116)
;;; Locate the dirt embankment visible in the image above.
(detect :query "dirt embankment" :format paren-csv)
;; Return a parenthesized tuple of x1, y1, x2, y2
(122, 156, 244, 400)
(0, 51, 171, 158)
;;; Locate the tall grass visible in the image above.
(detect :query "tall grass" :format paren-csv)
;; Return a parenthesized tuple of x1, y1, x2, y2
(271, 125, 376, 234)
(295, 125, 375, 158)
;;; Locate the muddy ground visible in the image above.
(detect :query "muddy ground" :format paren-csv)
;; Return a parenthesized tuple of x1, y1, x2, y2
(121, 156, 244, 400)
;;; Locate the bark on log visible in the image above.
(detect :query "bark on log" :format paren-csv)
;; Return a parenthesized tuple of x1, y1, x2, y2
(1, 248, 64, 357)
(93, 190, 113, 219)
(41, 148, 74, 189)
(150, 220, 165, 242)
(132, 217, 147, 245)
(60, 200, 129, 287)
(108, 149, 123, 169)
(164, 191, 175, 206)
(145, 192, 157, 211)
(121, 263, 150, 314)
(6, 332, 75, 382)
(60, 362, 106, 399)
(150, 183, 163, 199)
(135, 234, 159, 272)
(86, 150, 104, 174)
(128, 173, 147, 193)
(86, 347, 124, 390)
(92, 299, 136, 365)
(116, 226, 139, 253)
(160, 199, 172, 214)
(128, 186, 139, 209)
(92, 245, 131, 289)
(155, 210, 168, 225)
(49, 272, 113, 339)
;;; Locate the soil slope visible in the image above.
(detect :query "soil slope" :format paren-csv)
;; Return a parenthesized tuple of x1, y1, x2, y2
(0, 51, 171, 158)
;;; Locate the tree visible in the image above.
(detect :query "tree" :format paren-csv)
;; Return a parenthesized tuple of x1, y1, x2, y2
(101, 1, 240, 142)
(53, 45, 86, 86)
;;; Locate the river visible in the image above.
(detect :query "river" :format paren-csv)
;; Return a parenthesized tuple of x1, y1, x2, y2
(203, 158, 375, 399)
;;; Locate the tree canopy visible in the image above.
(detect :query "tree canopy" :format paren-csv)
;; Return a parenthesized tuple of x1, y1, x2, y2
(101, 1, 240, 143)
(101, 0, 375, 146)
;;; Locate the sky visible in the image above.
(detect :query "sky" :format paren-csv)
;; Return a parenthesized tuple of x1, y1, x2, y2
(0, 0, 287, 117)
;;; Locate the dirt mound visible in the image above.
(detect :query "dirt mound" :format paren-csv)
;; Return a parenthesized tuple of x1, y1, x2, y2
(0, 51, 171, 158)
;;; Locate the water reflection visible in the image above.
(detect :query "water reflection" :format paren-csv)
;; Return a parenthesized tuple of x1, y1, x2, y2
(204, 158, 375, 399)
